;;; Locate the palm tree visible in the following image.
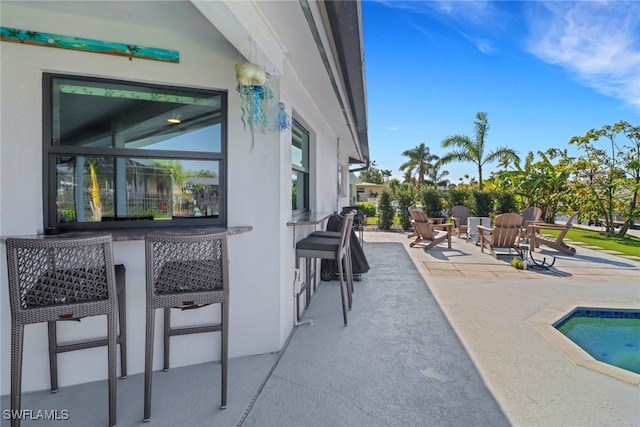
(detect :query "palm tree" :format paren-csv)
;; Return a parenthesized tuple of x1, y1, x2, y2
(439, 112, 520, 190)
(425, 164, 450, 188)
(399, 143, 439, 189)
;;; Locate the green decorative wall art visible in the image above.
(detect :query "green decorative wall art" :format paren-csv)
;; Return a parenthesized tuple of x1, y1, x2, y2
(1, 27, 179, 63)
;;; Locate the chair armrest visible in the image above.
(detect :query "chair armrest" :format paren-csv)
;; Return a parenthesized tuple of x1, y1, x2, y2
(529, 223, 569, 232)
(477, 225, 492, 235)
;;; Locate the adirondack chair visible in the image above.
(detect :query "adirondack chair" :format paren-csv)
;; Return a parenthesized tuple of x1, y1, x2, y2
(451, 205, 470, 238)
(521, 207, 543, 236)
(529, 214, 578, 255)
(408, 206, 443, 224)
(407, 206, 444, 243)
(409, 219, 451, 250)
(477, 213, 523, 258)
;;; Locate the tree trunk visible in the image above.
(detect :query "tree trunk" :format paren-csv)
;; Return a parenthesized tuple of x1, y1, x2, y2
(615, 221, 629, 238)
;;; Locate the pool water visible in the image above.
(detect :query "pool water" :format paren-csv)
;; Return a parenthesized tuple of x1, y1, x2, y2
(556, 310, 640, 375)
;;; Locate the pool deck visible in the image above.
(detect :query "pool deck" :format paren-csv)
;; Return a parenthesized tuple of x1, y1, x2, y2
(369, 229, 640, 426)
(2, 229, 639, 426)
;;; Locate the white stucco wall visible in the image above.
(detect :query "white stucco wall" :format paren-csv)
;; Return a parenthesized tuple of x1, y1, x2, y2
(0, 1, 356, 395)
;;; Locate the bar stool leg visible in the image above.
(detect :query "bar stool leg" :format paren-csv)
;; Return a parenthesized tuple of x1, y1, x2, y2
(305, 258, 312, 308)
(337, 254, 348, 326)
(163, 307, 171, 371)
(107, 312, 117, 427)
(47, 321, 59, 393)
(143, 308, 155, 422)
(344, 251, 354, 309)
(115, 265, 128, 379)
(220, 301, 228, 409)
(10, 322, 24, 427)
(295, 256, 302, 322)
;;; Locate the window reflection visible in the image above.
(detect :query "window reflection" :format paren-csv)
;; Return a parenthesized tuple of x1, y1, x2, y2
(56, 156, 220, 223)
(52, 79, 223, 153)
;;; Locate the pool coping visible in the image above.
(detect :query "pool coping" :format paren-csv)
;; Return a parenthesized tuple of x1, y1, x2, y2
(527, 300, 640, 387)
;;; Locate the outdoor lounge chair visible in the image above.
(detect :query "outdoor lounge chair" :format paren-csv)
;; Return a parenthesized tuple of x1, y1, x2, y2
(409, 219, 451, 250)
(521, 207, 543, 234)
(477, 212, 523, 258)
(529, 213, 578, 255)
(408, 206, 443, 224)
(451, 205, 470, 238)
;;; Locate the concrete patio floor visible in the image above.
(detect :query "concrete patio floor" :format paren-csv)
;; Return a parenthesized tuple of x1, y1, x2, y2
(2, 230, 639, 426)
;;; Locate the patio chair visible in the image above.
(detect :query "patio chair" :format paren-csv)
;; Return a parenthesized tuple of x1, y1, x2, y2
(477, 213, 523, 258)
(451, 205, 470, 239)
(529, 213, 578, 255)
(407, 206, 443, 243)
(409, 219, 451, 250)
(5, 235, 121, 427)
(144, 232, 229, 421)
(408, 206, 444, 224)
(521, 207, 543, 235)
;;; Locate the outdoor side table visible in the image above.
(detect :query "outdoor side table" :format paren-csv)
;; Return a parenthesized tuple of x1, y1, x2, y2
(468, 217, 491, 244)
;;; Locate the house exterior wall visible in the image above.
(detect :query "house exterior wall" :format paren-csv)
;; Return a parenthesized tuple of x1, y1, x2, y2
(0, 1, 356, 395)
(355, 183, 387, 202)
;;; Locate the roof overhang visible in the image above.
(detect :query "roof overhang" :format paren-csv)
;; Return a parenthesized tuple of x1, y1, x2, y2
(192, 0, 369, 165)
(321, 0, 369, 165)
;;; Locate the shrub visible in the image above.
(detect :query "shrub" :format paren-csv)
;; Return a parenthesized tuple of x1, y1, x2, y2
(473, 190, 494, 217)
(494, 191, 517, 214)
(396, 183, 417, 231)
(446, 187, 471, 212)
(357, 201, 377, 218)
(420, 188, 444, 219)
(377, 189, 395, 230)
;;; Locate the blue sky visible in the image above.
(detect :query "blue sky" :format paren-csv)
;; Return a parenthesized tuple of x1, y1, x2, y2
(362, 0, 640, 183)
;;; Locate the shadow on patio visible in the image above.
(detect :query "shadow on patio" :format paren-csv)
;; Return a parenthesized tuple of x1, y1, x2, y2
(1, 241, 509, 427)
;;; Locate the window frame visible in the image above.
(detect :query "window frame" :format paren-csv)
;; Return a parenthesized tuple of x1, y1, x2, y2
(291, 118, 310, 215)
(42, 73, 228, 231)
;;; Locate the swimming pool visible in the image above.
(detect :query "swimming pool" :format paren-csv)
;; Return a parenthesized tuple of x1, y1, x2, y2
(554, 308, 640, 375)
(527, 301, 640, 385)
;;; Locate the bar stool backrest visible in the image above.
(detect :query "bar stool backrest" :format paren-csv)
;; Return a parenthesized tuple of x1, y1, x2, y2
(339, 212, 355, 258)
(6, 235, 117, 323)
(145, 233, 228, 298)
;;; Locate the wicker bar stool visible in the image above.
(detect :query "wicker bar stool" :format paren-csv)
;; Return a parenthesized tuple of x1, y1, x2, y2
(5, 235, 120, 427)
(309, 210, 356, 299)
(295, 212, 354, 325)
(144, 232, 229, 422)
(47, 264, 127, 390)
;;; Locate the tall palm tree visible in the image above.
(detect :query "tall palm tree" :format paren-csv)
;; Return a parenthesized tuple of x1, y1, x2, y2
(425, 167, 450, 188)
(439, 112, 520, 190)
(399, 143, 439, 189)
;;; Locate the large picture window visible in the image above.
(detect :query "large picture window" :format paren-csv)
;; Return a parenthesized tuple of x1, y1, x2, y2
(43, 74, 227, 231)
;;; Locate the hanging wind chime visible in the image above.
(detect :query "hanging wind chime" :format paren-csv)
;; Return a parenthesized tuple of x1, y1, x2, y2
(235, 62, 290, 148)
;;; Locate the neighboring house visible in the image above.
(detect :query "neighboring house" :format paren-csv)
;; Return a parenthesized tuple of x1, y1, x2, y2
(0, 0, 368, 394)
(355, 182, 387, 202)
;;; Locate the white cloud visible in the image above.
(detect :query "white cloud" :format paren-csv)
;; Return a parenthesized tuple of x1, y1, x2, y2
(384, 126, 400, 131)
(460, 31, 496, 55)
(526, 1, 640, 109)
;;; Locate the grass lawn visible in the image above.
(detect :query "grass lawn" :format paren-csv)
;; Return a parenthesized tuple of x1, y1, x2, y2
(542, 227, 640, 257)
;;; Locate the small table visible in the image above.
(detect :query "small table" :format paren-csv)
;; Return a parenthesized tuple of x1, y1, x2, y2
(467, 217, 491, 244)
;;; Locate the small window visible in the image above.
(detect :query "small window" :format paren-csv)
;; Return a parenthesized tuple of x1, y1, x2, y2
(43, 74, 227, 231)
(291, 119, 309, 213)
(337, 163, 345, 197)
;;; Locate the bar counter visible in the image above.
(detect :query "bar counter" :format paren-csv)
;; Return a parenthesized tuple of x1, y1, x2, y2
(1, 225, 252, 242)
